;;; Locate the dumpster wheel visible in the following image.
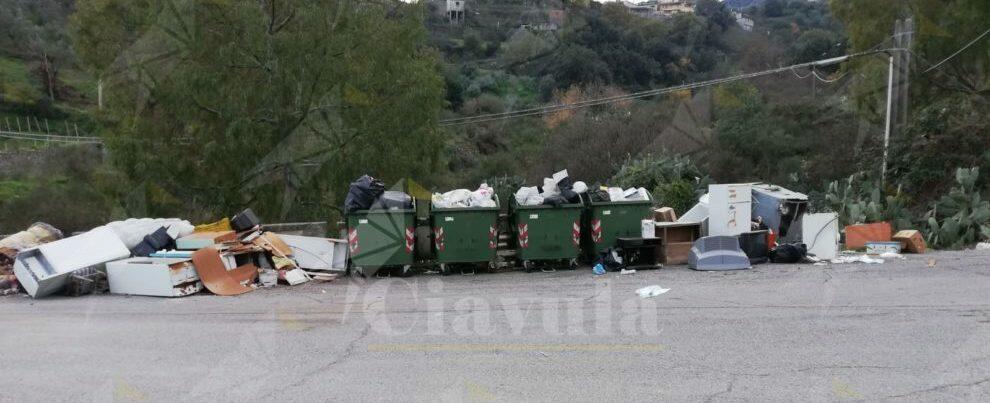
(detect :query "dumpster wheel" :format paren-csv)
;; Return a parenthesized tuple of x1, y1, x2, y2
(439, 263, 451, 276)
(522, 260, 535, 272)
(569, 258, 579, 270)
(396, 265, 414, 278)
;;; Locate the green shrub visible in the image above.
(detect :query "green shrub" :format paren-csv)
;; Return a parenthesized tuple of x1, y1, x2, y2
(655, 179, 697, 216)
(610, 154, 709, 214)
(484, 174, 526, 209)
(824, 172, 912, 229)
(923, 167, 990, 249)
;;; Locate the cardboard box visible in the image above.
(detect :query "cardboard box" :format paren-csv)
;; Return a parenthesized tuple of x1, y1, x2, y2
(893, 230, 926, 254)
(844, 222, 892, 250)
(653, 207, 677, 222)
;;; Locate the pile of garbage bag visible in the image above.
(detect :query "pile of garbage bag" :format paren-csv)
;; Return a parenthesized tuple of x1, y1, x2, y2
(344, 175, 413, 213)
(433, 183, 497, 208)
(514, 169, 588, 207)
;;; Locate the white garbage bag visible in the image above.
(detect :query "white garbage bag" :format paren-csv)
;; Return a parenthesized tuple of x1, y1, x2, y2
(524, 194, 545, 206)
(572, 181, 588, 194)
(541, 177, 559, 197)
(469, 184, 494, 207)
(515, 186, 539, 205)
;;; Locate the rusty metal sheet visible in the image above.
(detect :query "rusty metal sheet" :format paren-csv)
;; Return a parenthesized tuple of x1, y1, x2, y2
(191, 247, 254, 296)
(228, 263, 259, 284)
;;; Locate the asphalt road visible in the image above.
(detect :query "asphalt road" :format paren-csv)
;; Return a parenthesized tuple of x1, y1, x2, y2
(2, 249, 990, 402)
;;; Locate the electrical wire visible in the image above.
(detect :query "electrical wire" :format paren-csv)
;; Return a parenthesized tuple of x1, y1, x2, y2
(812, 70, 846, 83)
(923, 26, 990, 73)
(790, 67, 814, 79)
(440, 48, 905, 126)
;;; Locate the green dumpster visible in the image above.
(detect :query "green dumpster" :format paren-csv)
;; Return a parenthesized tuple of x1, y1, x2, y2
(509, 198, 584, 271)
(346, 199, 417, 277)
(430, 196, 500, 274)
(581, 192, 653, 261)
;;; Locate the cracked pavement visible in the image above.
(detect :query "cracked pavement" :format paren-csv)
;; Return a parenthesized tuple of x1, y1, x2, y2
(2, 249, 989, 401)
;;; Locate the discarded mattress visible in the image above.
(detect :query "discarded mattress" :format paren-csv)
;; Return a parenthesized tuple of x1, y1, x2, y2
(94, 218, 194, 249)
(688, 235, 751, 271)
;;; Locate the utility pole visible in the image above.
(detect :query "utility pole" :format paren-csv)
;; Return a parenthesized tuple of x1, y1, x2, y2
(881, 18, 913, 186)
(881, 56, 895, 187)
(897, 18, 913, 133)
(97, 78, 104, 109)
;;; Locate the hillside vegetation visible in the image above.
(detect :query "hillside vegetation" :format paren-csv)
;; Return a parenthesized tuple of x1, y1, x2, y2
(0, 0, 987, 247)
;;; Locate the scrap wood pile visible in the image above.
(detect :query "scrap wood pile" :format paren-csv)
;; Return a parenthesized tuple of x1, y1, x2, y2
(0, 209, 346, 299)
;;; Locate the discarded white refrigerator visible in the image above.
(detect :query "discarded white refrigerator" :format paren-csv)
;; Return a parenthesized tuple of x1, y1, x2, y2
(708, 184, 752, 236)
(106, 257, 203, 297)
(278, 234, 348, 272)
(801, 213, 839, 260)
(13, 227, 131, 298)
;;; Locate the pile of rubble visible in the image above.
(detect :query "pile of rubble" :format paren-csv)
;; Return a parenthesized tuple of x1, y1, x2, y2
(0, 209, 346, 299)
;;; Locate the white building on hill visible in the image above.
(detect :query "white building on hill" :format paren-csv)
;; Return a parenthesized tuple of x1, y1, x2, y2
(447, 0, 465, 23)
(655, 0, 694, 17)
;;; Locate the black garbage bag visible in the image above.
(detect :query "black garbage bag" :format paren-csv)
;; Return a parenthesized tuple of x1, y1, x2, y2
(370, 191, 413, 210)
(589, 188, 610, 202)
(770, 243, 807, 263)
(344, 175, 386, 213)
(596, 247, 625, 271)
(542, 194, 568, 207)
(555, 176, 580, 203)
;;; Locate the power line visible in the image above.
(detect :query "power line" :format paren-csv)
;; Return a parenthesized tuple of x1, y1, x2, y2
(923, 26, 990, 73)
(440, 48, 906, 126)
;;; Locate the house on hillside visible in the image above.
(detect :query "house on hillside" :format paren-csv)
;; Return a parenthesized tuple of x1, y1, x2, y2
(621, 1, 656, 18)
(655, 0, 694, 17)
(732, 11, 754, 31)
(446, 0, 465, 23)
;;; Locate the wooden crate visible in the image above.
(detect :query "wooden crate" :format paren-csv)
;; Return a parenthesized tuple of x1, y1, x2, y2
(655, 222, 702, 265)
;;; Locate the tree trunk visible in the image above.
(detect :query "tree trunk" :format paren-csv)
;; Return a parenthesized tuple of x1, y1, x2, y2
(41, 52, 57, 105)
